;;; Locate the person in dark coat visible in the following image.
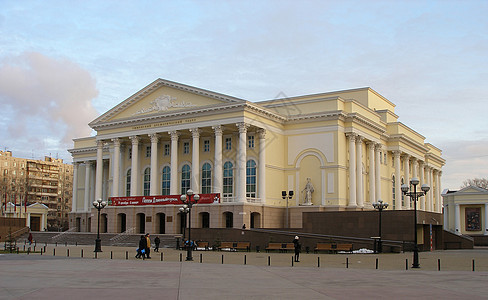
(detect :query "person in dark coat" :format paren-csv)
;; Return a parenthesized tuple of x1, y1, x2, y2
(154, 236, 160, 252)
(136, 235, 146, 259)
(293, 236, 301, 262)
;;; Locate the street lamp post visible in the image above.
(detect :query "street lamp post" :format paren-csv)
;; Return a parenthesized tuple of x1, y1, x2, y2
(282, 190, 294, 228)
(179, 189, 200, 261)
(372, 199, 388, 253)
(92, 198, 107, 253)
(401, 177, 430, 268)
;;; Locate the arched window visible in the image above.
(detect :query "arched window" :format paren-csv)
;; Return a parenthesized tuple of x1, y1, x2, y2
(181, 164, 191, 194)
(392, 175, 396, 208)
(126, 169, 131, 196)
(161, 166, 171, 196)
(201, 163, 212, 194)
(223, 161, 233, 198)
(246, 159, 257, 198)
(143, 167, 150, 196)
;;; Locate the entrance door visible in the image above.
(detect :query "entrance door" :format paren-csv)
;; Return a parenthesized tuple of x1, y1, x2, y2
(76, 217, 81, 232)
(30, 216, 41, 231)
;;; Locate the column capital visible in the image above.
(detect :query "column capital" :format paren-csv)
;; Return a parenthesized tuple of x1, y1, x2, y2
(366, 141, 376, 147)
(419, 161, 425, 168)
(84, 160, 94, 166)
(168, 130, 180, 141)
(374, 143, 382, 151)
(392, 150, 401, 158)
(257, 128, 266, 139)
(111, 137, 121, 147)
(96, 140, 104, 148)
(236, 122, 250, 133)
(346, 132, 357, 141)
(356, 135, 364, 143)
(402, 153, 410, 160)
(212, 125, 223, 136)
(189, 128, 201, 138)
(411, 157, 418, 163)
(149, 133, 160, 143)
(129, 135, 140, 145)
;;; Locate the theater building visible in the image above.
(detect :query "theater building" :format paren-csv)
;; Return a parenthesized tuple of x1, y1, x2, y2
(69, 79, 445, 234)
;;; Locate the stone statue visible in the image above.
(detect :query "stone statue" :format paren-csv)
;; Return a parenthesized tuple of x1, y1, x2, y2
(302, 178, 314, 205)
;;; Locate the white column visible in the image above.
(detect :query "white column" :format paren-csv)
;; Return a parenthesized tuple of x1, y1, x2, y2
(236, 123, 249, 202)
(26, 213, 31, 228)
(84, 161, 91, 212)
(71, 162, 78, 212)
(412, 158, 418, 181)
(393, 151, 401, 210)
(443, 203, 448, 231)
(95, 140, 104, 201)
(426, 167, 432, 211)
(356, 136, 364, 208)
(375, 144, 382, 201)
(149, 133, 159, 196)
(436, 171, 442, 213)
(404, 155, 410, 209)
(112, 138, 121, 197)
(212, 125, 223, 195)
(367, 142, 375, 205)
(419, 162, 425, 210)
(169, 131, 179, 195)
(257, 129, 266, 203)
(484, 204, 488, 236)
(190, 128, 201, 193)
(455, 203, 461, 233)
(347, 133, 357, 207)
(129, 136, 140, 196)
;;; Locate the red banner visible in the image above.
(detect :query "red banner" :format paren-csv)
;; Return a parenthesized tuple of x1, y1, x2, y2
(109, 193, 220, 206)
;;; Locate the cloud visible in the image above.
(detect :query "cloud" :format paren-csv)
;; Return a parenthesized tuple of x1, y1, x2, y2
(0, 52, 98, 158)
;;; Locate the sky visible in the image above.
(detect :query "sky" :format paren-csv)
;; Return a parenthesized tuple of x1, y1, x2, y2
(0, 0, 487, 190)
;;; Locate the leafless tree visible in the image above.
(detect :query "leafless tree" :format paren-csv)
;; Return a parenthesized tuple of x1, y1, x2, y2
(461, 178, 488, 189)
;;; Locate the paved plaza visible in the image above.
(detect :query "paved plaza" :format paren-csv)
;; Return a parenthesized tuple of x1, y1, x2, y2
(1, 246, 488, 299)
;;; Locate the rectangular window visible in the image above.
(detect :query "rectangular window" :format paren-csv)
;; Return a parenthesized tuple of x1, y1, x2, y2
(248, 135, 255, 149)
(203, 140, 210, 152)
(183, 142, 190, 154)
(146, 146, 151, 158)
(225, 137, 232, 151)
(163, 144, 170, 156)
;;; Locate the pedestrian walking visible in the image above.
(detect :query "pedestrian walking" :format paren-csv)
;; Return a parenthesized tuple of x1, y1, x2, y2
(136, 235, 146, 259)
(154, 236, 160, 252)
(145, 233, 151, 259)
(293, 236, 301, 262)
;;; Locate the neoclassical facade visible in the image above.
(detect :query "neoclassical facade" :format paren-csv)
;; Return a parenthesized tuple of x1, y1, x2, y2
(69, 79, 445, 234)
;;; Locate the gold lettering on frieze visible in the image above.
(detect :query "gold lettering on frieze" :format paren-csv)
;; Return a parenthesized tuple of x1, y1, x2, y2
(132, 118, 197, 130)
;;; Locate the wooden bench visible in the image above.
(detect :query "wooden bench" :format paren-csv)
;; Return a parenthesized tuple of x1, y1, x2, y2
(335, 243, 353, 252)
(218, 242, 235, 250)
(235, 242, 251, 252)
(314, 243, 334, 253)
(265, 243, 282, 252)
(281, 243, 295, 252)
(195, 241, 209, 250)
(266, 243, 295, 253)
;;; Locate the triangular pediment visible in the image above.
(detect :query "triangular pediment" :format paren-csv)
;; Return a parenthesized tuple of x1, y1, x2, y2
(454, 186, 488, 195)
(90, 79, 246, 127)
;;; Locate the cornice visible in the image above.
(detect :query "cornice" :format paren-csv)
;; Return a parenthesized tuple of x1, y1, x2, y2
(285, 111, 347, 123)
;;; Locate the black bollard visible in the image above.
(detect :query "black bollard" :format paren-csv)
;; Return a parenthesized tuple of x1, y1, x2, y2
(406, 259, 408, 270)
(200, 253, 202, 263)
(67, 249, 70, 257)
(438, 259, 441, 271)
(376, 258, 378, 269)
(244, 255, 247, 265)
(126, 251, 128, 260)
(180, 253, 182, 262)
(53, 248, 56, 256)
(161, 252, 164, 261)
(81, 249, 84, 258)
(473, 259, 475, 272)
(291, 256, 294, 267)
(317, 256, 320, 268)
(346, 257, 349, 268)
(41, 248, 43, 255)
(23, 245, 25, 251)
(222, 254, 224, 264)
(268, 256, 270, 266)
(111, 251, 113, 259)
